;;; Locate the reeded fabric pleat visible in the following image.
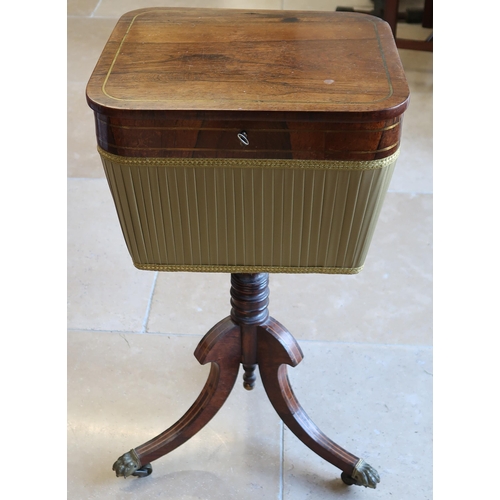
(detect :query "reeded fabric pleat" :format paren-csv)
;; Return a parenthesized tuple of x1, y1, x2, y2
(99, 151, 398, 274)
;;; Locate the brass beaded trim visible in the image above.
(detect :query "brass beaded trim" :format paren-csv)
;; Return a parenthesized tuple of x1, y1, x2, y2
(97, 146, 399, 171)
(134, 263, 364, 274)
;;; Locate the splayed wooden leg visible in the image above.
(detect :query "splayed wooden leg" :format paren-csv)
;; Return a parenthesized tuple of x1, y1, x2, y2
(112, 317, 241, 477)
(257, 318, 380, 489)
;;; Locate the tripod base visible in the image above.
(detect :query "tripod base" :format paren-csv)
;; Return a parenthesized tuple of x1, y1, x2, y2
(112, 273, 380, 489)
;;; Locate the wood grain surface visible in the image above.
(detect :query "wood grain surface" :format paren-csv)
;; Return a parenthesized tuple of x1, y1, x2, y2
(94, 113, 402, 160)
(86, 8, 409, 118)
(135, 317, 241, 465)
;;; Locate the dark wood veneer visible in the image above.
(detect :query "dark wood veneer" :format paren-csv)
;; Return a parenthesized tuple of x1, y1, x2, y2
(94, 114, 402, 160)
(87, 8, 409, 161)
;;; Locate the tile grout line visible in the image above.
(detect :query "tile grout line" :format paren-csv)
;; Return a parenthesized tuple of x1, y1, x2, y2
(292, 338, 433, 349)
(279, 420, 284, 500)
(90, 0, 103, 18)
(67, 328, 202, 337)
(141, 271, 158, 333)
(66, 328, 432, 349)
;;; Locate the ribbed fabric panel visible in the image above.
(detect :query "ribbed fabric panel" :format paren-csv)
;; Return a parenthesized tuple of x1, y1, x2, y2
(100, 156, 397, 273)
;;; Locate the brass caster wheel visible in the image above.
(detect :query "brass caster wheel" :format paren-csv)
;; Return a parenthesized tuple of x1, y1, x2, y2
(132, 463, 153, 478)
(341, 472, 359, 486)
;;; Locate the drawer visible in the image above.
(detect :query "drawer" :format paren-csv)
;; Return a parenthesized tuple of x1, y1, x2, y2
(95, 114, 402, 161)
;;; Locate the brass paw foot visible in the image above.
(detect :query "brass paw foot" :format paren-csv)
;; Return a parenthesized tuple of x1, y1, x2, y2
(341, 459, 380, 489)
(112, 449, 143, 478)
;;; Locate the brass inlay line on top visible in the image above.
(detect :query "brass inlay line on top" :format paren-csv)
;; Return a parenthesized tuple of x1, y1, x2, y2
(101, 9, 394, 106)
(97, 119, 400, 134)
(97, 145, 399, 170)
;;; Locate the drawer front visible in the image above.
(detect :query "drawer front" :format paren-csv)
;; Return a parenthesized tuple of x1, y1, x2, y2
(98, 148, 398, 274)
(95, 114, 402, 161)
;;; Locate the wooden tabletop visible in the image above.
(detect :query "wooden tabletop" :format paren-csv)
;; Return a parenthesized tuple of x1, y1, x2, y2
(87, 8, 409, 120)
